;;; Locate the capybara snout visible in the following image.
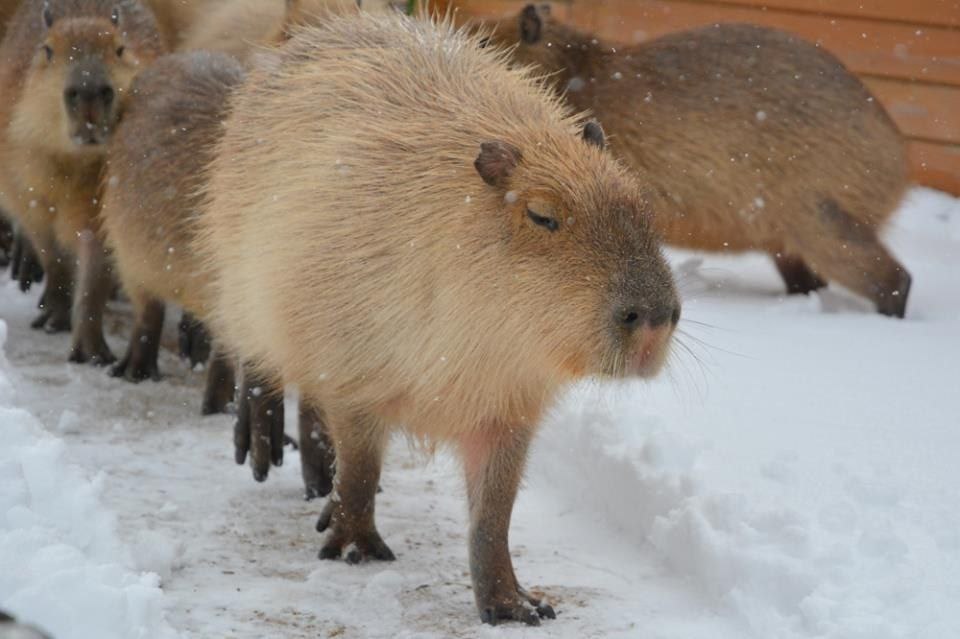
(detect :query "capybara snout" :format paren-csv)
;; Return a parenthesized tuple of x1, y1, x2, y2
(63, 58, 116, 144)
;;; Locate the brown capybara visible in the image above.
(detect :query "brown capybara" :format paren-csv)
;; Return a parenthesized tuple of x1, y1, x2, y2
(95, 48, 335, 494)
(483, 5, 912, 317)
(0, 0, 164, 362)
(198, 11, 679, 625)
(97, 51, 241, 401)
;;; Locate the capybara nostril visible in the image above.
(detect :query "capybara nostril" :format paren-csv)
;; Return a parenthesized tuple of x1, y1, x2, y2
(99, 85, 115, 106)
(648, 303, 681, 328)
(617, 307, 645, 331)
(64, 87, 80, 108)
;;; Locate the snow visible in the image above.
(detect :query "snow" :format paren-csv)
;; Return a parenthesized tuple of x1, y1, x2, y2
(1, 187, 958, 638)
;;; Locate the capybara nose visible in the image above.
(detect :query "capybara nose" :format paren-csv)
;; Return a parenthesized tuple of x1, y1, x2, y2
(616, 303, 681, 332)
(64, 83, 114, 114)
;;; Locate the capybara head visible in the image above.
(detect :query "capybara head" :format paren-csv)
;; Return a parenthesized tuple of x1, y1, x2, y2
(23, 3, 152, 149)
(478, 4, 579, 84)
(473, 120, 679, 379)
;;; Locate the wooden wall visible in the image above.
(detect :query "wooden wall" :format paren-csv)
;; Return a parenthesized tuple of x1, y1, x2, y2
(436, 0, 960, 195)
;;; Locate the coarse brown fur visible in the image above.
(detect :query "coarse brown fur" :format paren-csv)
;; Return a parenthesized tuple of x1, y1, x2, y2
(0, 0, 23, 40)
(483, 5, 912, 317)
(97, 50, 242, 392)
(0, 0, 164, 358)
(198, 11, 679, 625)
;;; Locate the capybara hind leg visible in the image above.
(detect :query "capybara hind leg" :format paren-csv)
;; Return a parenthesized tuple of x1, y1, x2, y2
(773, 253, 826, 295)
(27, 232, 72, 333)
(234, 366, 284, 481)
(298, 400, 336, 500)
(460, 427, 556, 626)
(178, 311, 212, 368)
(201, 347, 236, 416)
(316, 414, 393, 563)
(811, 200, 912, 317)
(69, 230, 116, 365)
(111, 298, 165, 382)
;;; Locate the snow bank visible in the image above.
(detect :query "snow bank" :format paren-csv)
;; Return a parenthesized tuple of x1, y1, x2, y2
(533, 389, 958, 639)
(0, 321, 179, 639)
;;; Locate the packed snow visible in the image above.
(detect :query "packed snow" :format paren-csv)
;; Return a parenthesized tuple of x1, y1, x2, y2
(1, 187, 958, 638)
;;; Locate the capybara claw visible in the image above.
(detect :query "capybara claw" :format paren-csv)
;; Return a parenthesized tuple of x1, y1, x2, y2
(31, 308, 70, 333)
(318, 534, 395, 564)
(68, 341, 116, 366)
(479, 589, 556, 626)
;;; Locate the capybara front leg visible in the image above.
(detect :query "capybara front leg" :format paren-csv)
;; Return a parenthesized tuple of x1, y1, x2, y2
(110, 297, 165, 382)
(27, 230, 72, 333)
(316, 414, 393, 563)
(772, 252, 826, 295)
(178, 311, 212, 368)
(234, 365, 284, 481)
(201, 346, 236, 416)
(68, 229, 116, 365)
(298, 400, 336, 500)
(461, 427, 556, 626)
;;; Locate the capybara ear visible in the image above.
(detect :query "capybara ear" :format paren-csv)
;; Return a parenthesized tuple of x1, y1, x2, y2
(110, 5, 121, 27)
(583, 120, 606, 150)
(475, 141, 522, 187)
(520, 4, 543, 44)
(41, 1, 54, 29)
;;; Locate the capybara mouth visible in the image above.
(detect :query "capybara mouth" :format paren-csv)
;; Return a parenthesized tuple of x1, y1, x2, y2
(71, 123, 112, 147)
(602, 325, 675, 379)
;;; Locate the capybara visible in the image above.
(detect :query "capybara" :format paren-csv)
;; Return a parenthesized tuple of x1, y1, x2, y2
(483, 5, 912, 317)
(198, 11, 679, 625)
(97, 51, 240, 406)
(0, 0, 164, 362)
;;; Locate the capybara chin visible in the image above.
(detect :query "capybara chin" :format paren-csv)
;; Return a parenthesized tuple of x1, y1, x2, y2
(198, 11, 679, 625)
(483, 4, 912, 318)
(0, 0, 164, 358)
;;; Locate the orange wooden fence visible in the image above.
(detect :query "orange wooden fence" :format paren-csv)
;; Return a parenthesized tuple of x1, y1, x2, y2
(436, 0, 960, 195)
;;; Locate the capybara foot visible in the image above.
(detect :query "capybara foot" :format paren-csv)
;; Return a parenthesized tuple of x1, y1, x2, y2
(478, 588, 556, 627)
(110, 351, 161, 382)
(69, 335, 116, 366)
(234, 371, 284, 481)
(30, 305, 71, 333)
(11, 232, 44, 292)
(178, 312, 212, 367)
(774, 254, 826, 295)
(302, 452, 334, 501)
(316, 500, 395, 564)
(875, 269, 911, 319)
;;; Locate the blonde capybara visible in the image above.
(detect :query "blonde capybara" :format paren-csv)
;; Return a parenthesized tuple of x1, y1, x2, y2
(0, 0, 164, 361)
(484, 5, 912, 317)
(198, 11, 679, 625)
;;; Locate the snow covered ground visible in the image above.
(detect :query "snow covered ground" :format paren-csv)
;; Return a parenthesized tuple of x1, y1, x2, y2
(1, 187, 958, 639)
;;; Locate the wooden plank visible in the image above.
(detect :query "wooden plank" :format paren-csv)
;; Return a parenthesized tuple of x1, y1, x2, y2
(907, 140, 960, 194)
(706, 0, 960, 29)
(865, 78, 960, 145)
(568, 0, 960, 85)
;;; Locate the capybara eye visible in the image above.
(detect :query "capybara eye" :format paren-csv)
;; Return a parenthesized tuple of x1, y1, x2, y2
(527, 208, 559, 232)
(116, 46, 124, 58)
(42, 44, 53, 61)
